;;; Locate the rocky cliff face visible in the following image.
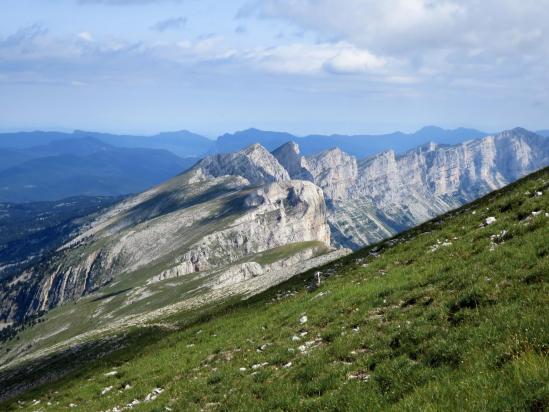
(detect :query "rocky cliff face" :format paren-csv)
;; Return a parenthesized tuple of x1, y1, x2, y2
(275, 128, 549, 248)
(272, 142, 313, 181)
(0, 145, 332, 325)
(194, 143, 290, 185)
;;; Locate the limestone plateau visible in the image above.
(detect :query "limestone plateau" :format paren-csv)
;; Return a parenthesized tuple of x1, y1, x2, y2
(0, 127, 547, 328)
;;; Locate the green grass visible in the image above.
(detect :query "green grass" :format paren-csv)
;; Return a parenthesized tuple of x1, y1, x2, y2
(1, 168, 548, 411)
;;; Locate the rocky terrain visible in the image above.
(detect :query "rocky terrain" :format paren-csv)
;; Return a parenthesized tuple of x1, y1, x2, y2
(0, 145, 346, 361)
(273, 127, 549, 248)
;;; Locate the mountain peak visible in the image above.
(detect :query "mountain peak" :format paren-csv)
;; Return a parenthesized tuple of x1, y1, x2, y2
(272, 141, 300, 156)
(195, 142, 289, 185)
(271, 141, 312, 181)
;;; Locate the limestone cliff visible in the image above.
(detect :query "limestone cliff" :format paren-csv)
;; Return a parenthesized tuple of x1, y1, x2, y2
(274, 128, 549, 247)
(0, 145, 331, 324)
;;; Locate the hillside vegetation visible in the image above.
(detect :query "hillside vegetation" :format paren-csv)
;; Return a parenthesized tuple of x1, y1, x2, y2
(1, 167, 548, 411)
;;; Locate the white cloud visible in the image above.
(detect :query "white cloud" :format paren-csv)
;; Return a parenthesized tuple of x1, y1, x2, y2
(240, 0, 549, 82)
(77, 32, 94, 42)
(243, 42, 385, 75)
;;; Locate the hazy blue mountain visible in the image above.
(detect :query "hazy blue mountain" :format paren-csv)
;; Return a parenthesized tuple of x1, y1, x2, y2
(0, 149, 36, 172)
(0, 140, 198, 202)
(73, 130, 214, 157)
(0, 130, 214, 158)
(537, 130, 549, 137)
(215, 126, 488, 157)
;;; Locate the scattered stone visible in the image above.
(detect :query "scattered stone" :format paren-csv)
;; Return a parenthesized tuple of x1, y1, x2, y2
(312, 291, 329, 300)
(291, 335, 301, 342)
(283, 362, 292, 368)
(352, 326, 360, 333)
(144, 387, 164, 402)
(251, 362, 269, 370)
(348, 370, 370, 381)
(298, 338, 322, 353)
(532, 210, 543, 216)
(69, 404, 77, 408)
(101, 386, 113, 395)
(239, 367, 247, 372)
(128, 399, 141, 407)
(485, 216, 497, 225)
(535, 191, 543, 197)
(124, 384, 132, 390)
(104, 371, 118, 377)
(299, 315, 308, 324)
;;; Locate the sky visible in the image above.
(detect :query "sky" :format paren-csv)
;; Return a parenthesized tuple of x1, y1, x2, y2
(0, 0, 548, 137)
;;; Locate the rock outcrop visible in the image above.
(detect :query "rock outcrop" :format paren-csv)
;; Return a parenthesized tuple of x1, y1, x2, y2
(194, 143, 289, 185)
(0, 147, 331, 324)
(270, 128, 549, 248)
(272, 142, 313, 181)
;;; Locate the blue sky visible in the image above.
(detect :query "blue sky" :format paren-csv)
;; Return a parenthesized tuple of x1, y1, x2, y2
(1, 0, 548, 137)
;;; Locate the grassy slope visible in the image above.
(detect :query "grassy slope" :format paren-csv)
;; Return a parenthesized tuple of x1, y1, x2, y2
(3, 168, 549, 411)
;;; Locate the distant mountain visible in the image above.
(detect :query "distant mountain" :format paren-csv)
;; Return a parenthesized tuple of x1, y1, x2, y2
(0, 126, 488, 160)
(0, 147, 337, 329)
(0, 130, 214, 158)
(273, 128, 549, 248)
(536, 129, 549, 137)
(215, 126, 488, 157)
(73, 130, 214, 158)
(0, 138, 198, 202)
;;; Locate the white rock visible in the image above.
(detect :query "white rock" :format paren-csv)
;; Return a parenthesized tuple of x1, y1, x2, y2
(485, 217, 497, 225)
(101, 386, 113, 395)
(299, 315, 308, 324)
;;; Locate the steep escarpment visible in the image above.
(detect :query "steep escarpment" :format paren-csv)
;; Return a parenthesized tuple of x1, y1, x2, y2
(273, 128, 549, 248)
(0, 145, 333, 327)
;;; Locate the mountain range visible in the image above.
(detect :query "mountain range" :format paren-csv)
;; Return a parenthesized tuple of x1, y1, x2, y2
(0, 138, 198, 202)
(0, 127, 547, 343)
(1, 126, 548, 203)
